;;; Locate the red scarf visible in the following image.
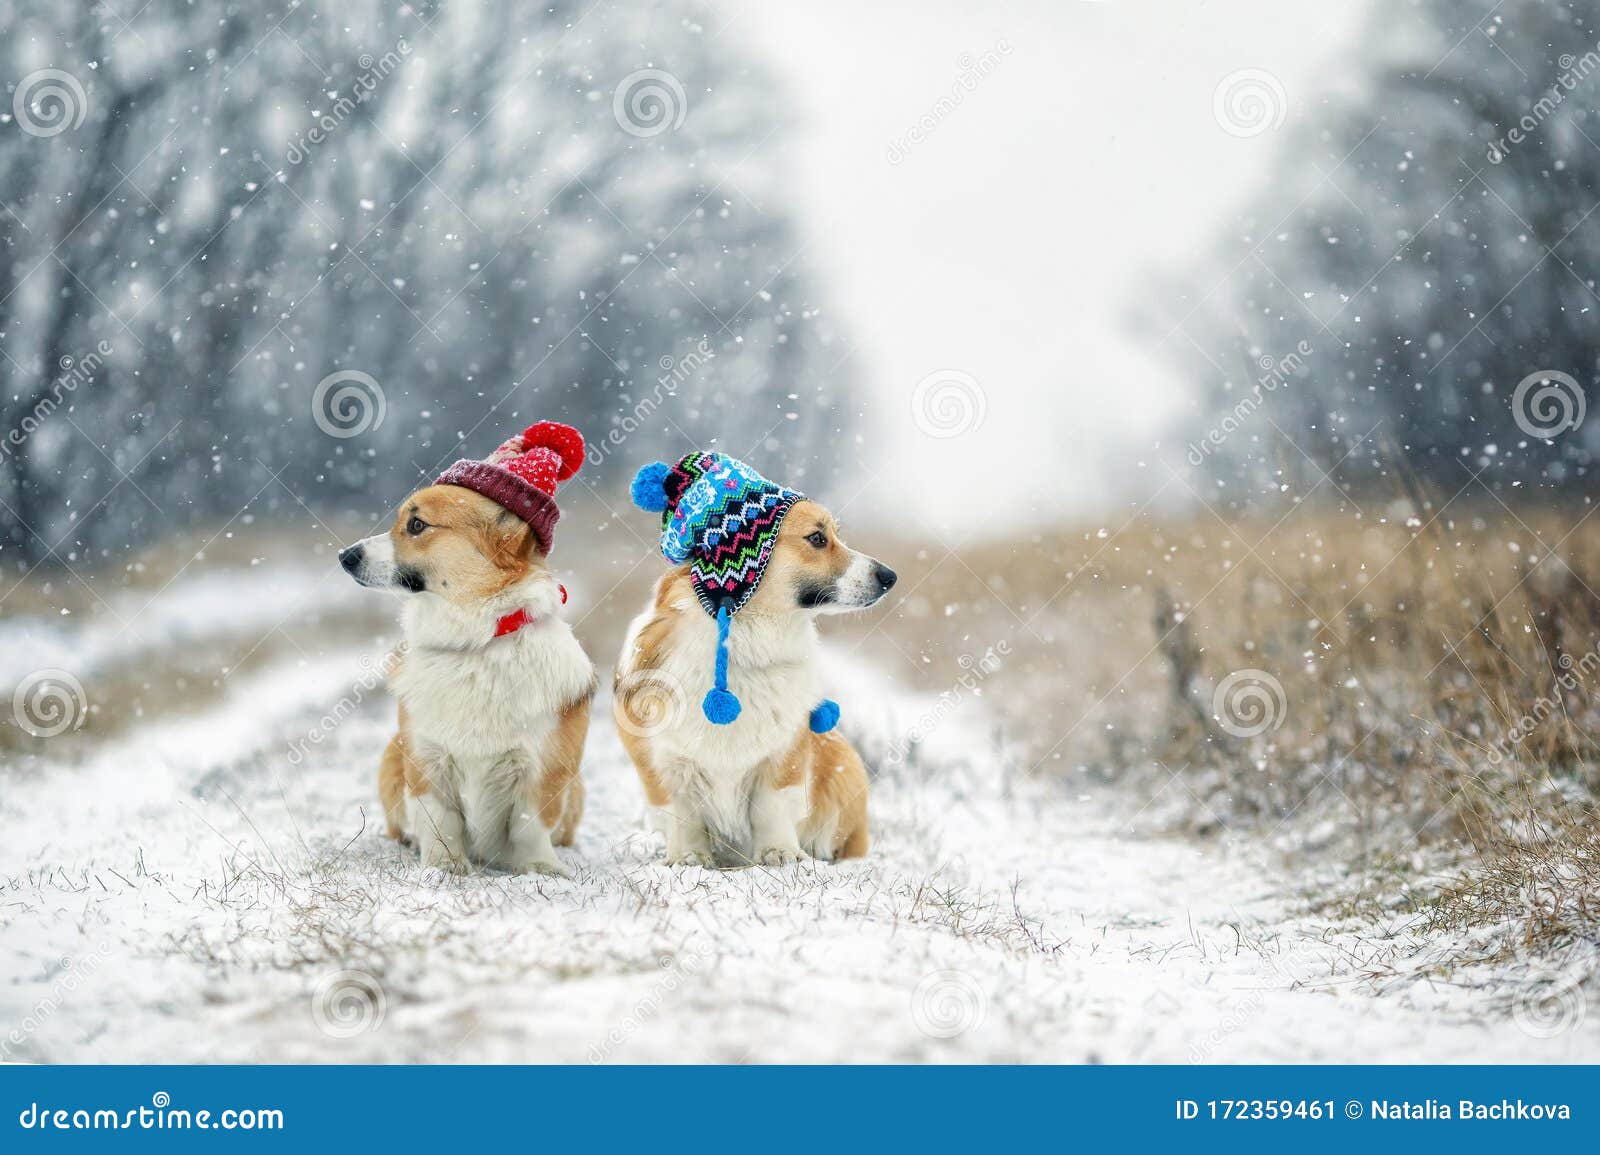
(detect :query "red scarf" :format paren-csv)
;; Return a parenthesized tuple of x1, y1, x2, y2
(492, 584, 566, 638)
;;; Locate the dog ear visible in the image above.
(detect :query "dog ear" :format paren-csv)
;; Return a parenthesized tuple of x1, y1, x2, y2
(488, 509, 540, 569)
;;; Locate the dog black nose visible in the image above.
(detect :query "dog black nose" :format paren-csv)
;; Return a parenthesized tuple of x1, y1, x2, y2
(339, 545, 363, 574)
(873, 563, 897, 590)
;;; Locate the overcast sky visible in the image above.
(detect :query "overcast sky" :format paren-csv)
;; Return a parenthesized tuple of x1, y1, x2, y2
(729, 0, 1376, 534)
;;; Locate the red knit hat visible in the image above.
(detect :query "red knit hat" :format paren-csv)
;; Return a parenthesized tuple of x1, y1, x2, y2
(436, 421, 585, 554)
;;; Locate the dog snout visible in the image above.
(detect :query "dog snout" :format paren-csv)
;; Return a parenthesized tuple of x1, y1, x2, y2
(873, 563, 897, 591)
(339, 544, 364, 575)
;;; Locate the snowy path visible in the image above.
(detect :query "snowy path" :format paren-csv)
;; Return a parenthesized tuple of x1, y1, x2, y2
(2, 616, 1595, 1063)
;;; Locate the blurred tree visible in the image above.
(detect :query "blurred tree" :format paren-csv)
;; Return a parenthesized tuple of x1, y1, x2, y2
(0, 1, 854, 570)
(1169, 0, 1600, 508)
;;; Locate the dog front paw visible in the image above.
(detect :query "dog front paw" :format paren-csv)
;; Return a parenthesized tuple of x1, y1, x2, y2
(419, 842, 469, 875)
(665, 849, 716, 868)
(511, 856, 571, 878)
(418, 864, 468, 888)
(757, 845, 804, 867)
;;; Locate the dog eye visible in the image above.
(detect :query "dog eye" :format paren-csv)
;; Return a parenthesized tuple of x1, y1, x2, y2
(406, 516, 427, 536)
(806, 530, 828, 549)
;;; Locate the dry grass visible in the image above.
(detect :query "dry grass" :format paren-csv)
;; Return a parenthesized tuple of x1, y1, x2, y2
(862, 491, 1600, 971)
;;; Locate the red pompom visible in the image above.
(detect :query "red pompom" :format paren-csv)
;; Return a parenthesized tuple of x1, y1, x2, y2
(519, 421, 585, 481)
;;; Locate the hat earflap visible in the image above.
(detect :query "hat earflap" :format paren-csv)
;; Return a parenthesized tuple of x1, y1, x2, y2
(700, 605, 837, 731)
(631, 461, 672, 513)
(703, 603, 742, 724)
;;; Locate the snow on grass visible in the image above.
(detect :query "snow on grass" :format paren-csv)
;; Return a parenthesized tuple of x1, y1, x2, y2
(2, 587, 1597, 1062)
(0, 562, 362, 688)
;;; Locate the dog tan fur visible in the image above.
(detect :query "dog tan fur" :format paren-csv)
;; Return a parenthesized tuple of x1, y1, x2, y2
(615, 499, 890, 866)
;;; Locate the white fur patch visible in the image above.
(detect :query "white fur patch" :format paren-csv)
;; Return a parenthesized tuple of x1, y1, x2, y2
(619, 596, 818, 864)
(392, 574, 591, 869)
(348, 532, 398, 587)
(825, 550, 887, 612)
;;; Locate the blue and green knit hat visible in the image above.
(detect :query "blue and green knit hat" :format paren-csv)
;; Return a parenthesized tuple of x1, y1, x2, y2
(631, 451, 839, 732)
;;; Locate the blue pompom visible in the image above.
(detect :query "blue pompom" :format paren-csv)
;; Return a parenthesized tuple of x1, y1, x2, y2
(630, 461, 671, 513)
(703, 687, 742, 725)
(809, 699, 840, 734)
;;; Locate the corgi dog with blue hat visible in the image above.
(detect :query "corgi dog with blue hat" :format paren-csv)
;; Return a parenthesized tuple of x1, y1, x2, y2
(615, 451, 897, 866)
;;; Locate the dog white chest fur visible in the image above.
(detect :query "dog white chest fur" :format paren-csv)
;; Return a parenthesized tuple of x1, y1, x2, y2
(622, 593, 818, 862)
(394, 589, 591, 868)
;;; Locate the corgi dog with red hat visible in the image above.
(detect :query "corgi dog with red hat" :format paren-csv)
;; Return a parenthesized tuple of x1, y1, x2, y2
(615, 452, 897, 867)
(339, 421, 595, 876)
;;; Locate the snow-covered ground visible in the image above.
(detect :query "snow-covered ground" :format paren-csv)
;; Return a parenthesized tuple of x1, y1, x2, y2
(2, 564, 1596, 1063)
